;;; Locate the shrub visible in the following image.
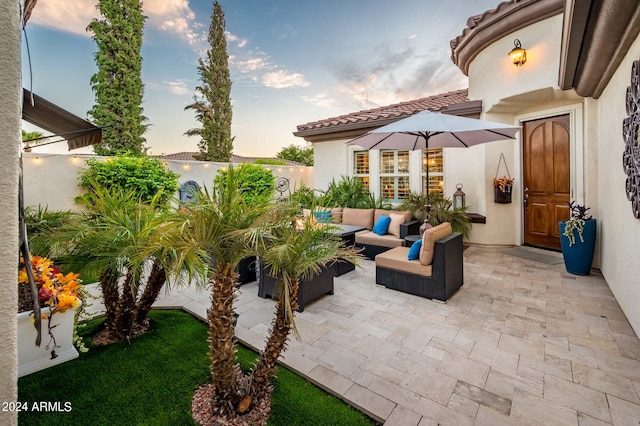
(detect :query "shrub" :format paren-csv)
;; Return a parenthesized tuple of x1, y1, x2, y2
(253, 158, 288, 166)
(214, 163, 275, 204)
(399, 191, 472, 239)
(79, 156, 180, 205)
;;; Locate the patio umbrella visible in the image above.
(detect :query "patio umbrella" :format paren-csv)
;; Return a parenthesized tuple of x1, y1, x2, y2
(347, 111, 520, 227)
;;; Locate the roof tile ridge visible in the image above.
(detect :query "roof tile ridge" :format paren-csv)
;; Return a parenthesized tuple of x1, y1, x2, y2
(450, 0, 519, 50)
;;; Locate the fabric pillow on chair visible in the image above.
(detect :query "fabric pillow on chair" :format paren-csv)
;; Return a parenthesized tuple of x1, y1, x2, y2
(407, 239, 422, 260)
(313, 210, 332, 223)
(388, 213, 406, 238)
(372, 215, 391, 236)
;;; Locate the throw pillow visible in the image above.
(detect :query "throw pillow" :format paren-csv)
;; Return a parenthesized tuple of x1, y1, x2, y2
(407, 239, 422, 260)
(313, 210, 332, 223)
(388, 213, 405, 238)
(372, 215, 391, 236)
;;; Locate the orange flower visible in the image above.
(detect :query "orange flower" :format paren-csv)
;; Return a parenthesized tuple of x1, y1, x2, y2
(19, 255, 82, 313)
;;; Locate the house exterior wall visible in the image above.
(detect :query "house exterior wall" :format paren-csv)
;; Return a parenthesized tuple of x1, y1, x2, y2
(313, 139, 350, 191)
(21, 153, 314, 211)
(462, 11, 640, 333)
(0, 0, 21, 423)
(591, 34, 640, 334)
(455, 14, 589, 245)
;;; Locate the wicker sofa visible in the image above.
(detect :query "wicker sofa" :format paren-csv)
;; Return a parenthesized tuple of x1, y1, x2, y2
(329, 208, 421, 259)
(374, 222, 463, 301)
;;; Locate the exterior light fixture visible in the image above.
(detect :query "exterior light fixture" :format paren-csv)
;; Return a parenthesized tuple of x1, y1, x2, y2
(509, 39, 527, 66)
(453, 183, 466, 210)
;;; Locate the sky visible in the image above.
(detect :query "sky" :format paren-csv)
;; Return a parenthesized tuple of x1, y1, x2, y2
(22, 0, 502, 157)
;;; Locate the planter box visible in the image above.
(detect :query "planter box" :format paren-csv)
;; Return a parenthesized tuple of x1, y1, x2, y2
(18, 307, 79, 377)
(559, 219, 596, 275)
(257, 261, 334, 312)
(494, 186, 512, 203)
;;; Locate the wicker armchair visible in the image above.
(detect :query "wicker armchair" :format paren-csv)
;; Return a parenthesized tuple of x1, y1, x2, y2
(374, 223, 463, 301)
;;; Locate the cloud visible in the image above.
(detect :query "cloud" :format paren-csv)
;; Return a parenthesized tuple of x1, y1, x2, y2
(300, 93, 336, 108)
(144, 0, 203, 47)
(234, 57, 271, 73)
(28, 0, 97, 37)
(262, 70, 310, 89)
(164, 79, 192, 96)
(28, 0, 203, 47)
(328, 45, 466, 109)
(226, 32, 247, 48)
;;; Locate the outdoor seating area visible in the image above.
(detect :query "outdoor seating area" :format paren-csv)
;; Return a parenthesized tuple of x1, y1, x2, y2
(306, 207, 422, 259)
(375, 222, 464, 301)
(125, 244, 640, 425)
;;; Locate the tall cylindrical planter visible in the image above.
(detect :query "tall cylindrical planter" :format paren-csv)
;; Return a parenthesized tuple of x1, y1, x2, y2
(17, 307, 79, 377)
(559, 219, 596, 275)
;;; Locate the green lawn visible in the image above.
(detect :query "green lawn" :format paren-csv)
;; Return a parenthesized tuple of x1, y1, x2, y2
(18, 310, 374, 426)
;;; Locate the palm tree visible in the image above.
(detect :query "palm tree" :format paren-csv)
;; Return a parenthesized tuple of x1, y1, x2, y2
(149, 166, 273, 413)
(243, 202, 362, 406)
(52, 185, 199, 341)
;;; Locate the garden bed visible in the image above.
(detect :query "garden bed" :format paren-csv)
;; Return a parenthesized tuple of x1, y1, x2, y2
(18, 310, 374, 426)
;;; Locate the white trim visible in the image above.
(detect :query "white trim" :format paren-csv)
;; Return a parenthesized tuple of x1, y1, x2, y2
(515, 102, 584, 245)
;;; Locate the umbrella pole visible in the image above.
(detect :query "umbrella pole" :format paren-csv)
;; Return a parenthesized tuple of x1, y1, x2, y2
(420, 140, 432, 234)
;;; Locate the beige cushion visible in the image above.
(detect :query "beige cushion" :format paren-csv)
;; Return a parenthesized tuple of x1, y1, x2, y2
(355, 231, 405, 248)
(342, 208, 374, 230)
(374, 209, 412, 224)
(302, 208, 311, 218)
(330, 208, 343, 223)
(375, 247, 433, 277)
(420, 222, 452, 266)
(387, 213, 406, 238)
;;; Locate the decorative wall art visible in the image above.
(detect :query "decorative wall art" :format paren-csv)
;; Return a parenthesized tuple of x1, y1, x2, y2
(623, 59, 640, 219)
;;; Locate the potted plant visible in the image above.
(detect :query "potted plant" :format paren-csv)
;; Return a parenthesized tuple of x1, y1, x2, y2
(493, 176, 514, 203)
(559, 201, 596, 275)
(17, 255, 87, 377)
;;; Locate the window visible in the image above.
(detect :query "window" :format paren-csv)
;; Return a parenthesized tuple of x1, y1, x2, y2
(353, 151, 370, 189)
(422, 149, 444, 196)
(380, 150, 410, 200)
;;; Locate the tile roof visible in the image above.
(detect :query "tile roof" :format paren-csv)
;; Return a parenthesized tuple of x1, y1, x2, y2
(296, 89, 469, 133)
(159, 152, 305, 166)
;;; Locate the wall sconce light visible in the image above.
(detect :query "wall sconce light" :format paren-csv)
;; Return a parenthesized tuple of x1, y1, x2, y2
(453, 183, 466, 210)
(509, 39, 527, 66)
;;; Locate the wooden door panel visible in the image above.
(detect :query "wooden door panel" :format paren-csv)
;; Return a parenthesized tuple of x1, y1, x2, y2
(529, 203, 549, 235)
(523, 115, 570, 250)
(552, 122, 571, 194)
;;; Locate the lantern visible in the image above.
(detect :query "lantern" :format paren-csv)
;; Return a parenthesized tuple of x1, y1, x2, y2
(453, 183, 466, 210)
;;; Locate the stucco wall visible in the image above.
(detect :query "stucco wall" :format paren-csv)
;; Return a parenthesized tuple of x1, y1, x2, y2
(0, 0, 21, 424)
(313, 139, 350, 191)
(593, 35, 640, 334)
(22, 153, 314, 212)
(468, 15, 564, 112)
(457, 14, 587, 245)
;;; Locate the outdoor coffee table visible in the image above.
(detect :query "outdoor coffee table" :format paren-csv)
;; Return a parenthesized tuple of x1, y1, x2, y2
(330, 224, 365, 276)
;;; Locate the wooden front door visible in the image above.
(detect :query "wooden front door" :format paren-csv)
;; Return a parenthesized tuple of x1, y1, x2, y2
(523, 115, 571, 250)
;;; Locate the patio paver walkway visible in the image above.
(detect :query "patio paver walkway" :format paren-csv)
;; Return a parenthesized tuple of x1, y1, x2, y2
(87, 245, 640, 425)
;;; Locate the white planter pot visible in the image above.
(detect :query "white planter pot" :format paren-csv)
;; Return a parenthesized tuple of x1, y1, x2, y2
(17, 307, 79, 377)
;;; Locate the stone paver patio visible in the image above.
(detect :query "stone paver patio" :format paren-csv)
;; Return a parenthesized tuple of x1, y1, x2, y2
(89, 245, 640, 425)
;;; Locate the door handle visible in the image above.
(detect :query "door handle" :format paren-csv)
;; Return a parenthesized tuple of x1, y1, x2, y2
(523, 187, 529, 210)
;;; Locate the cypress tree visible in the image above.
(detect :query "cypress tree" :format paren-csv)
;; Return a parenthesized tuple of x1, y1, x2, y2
(87, 0, 148, 156)
(185, 1, 233, 162)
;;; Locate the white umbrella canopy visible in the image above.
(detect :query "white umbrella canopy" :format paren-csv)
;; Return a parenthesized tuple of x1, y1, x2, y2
(347, 111, 521, 228)
(347, 111, 520, 150)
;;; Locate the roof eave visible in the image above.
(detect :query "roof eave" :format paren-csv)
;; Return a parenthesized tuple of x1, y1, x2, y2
(560, 0, 640, 99)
